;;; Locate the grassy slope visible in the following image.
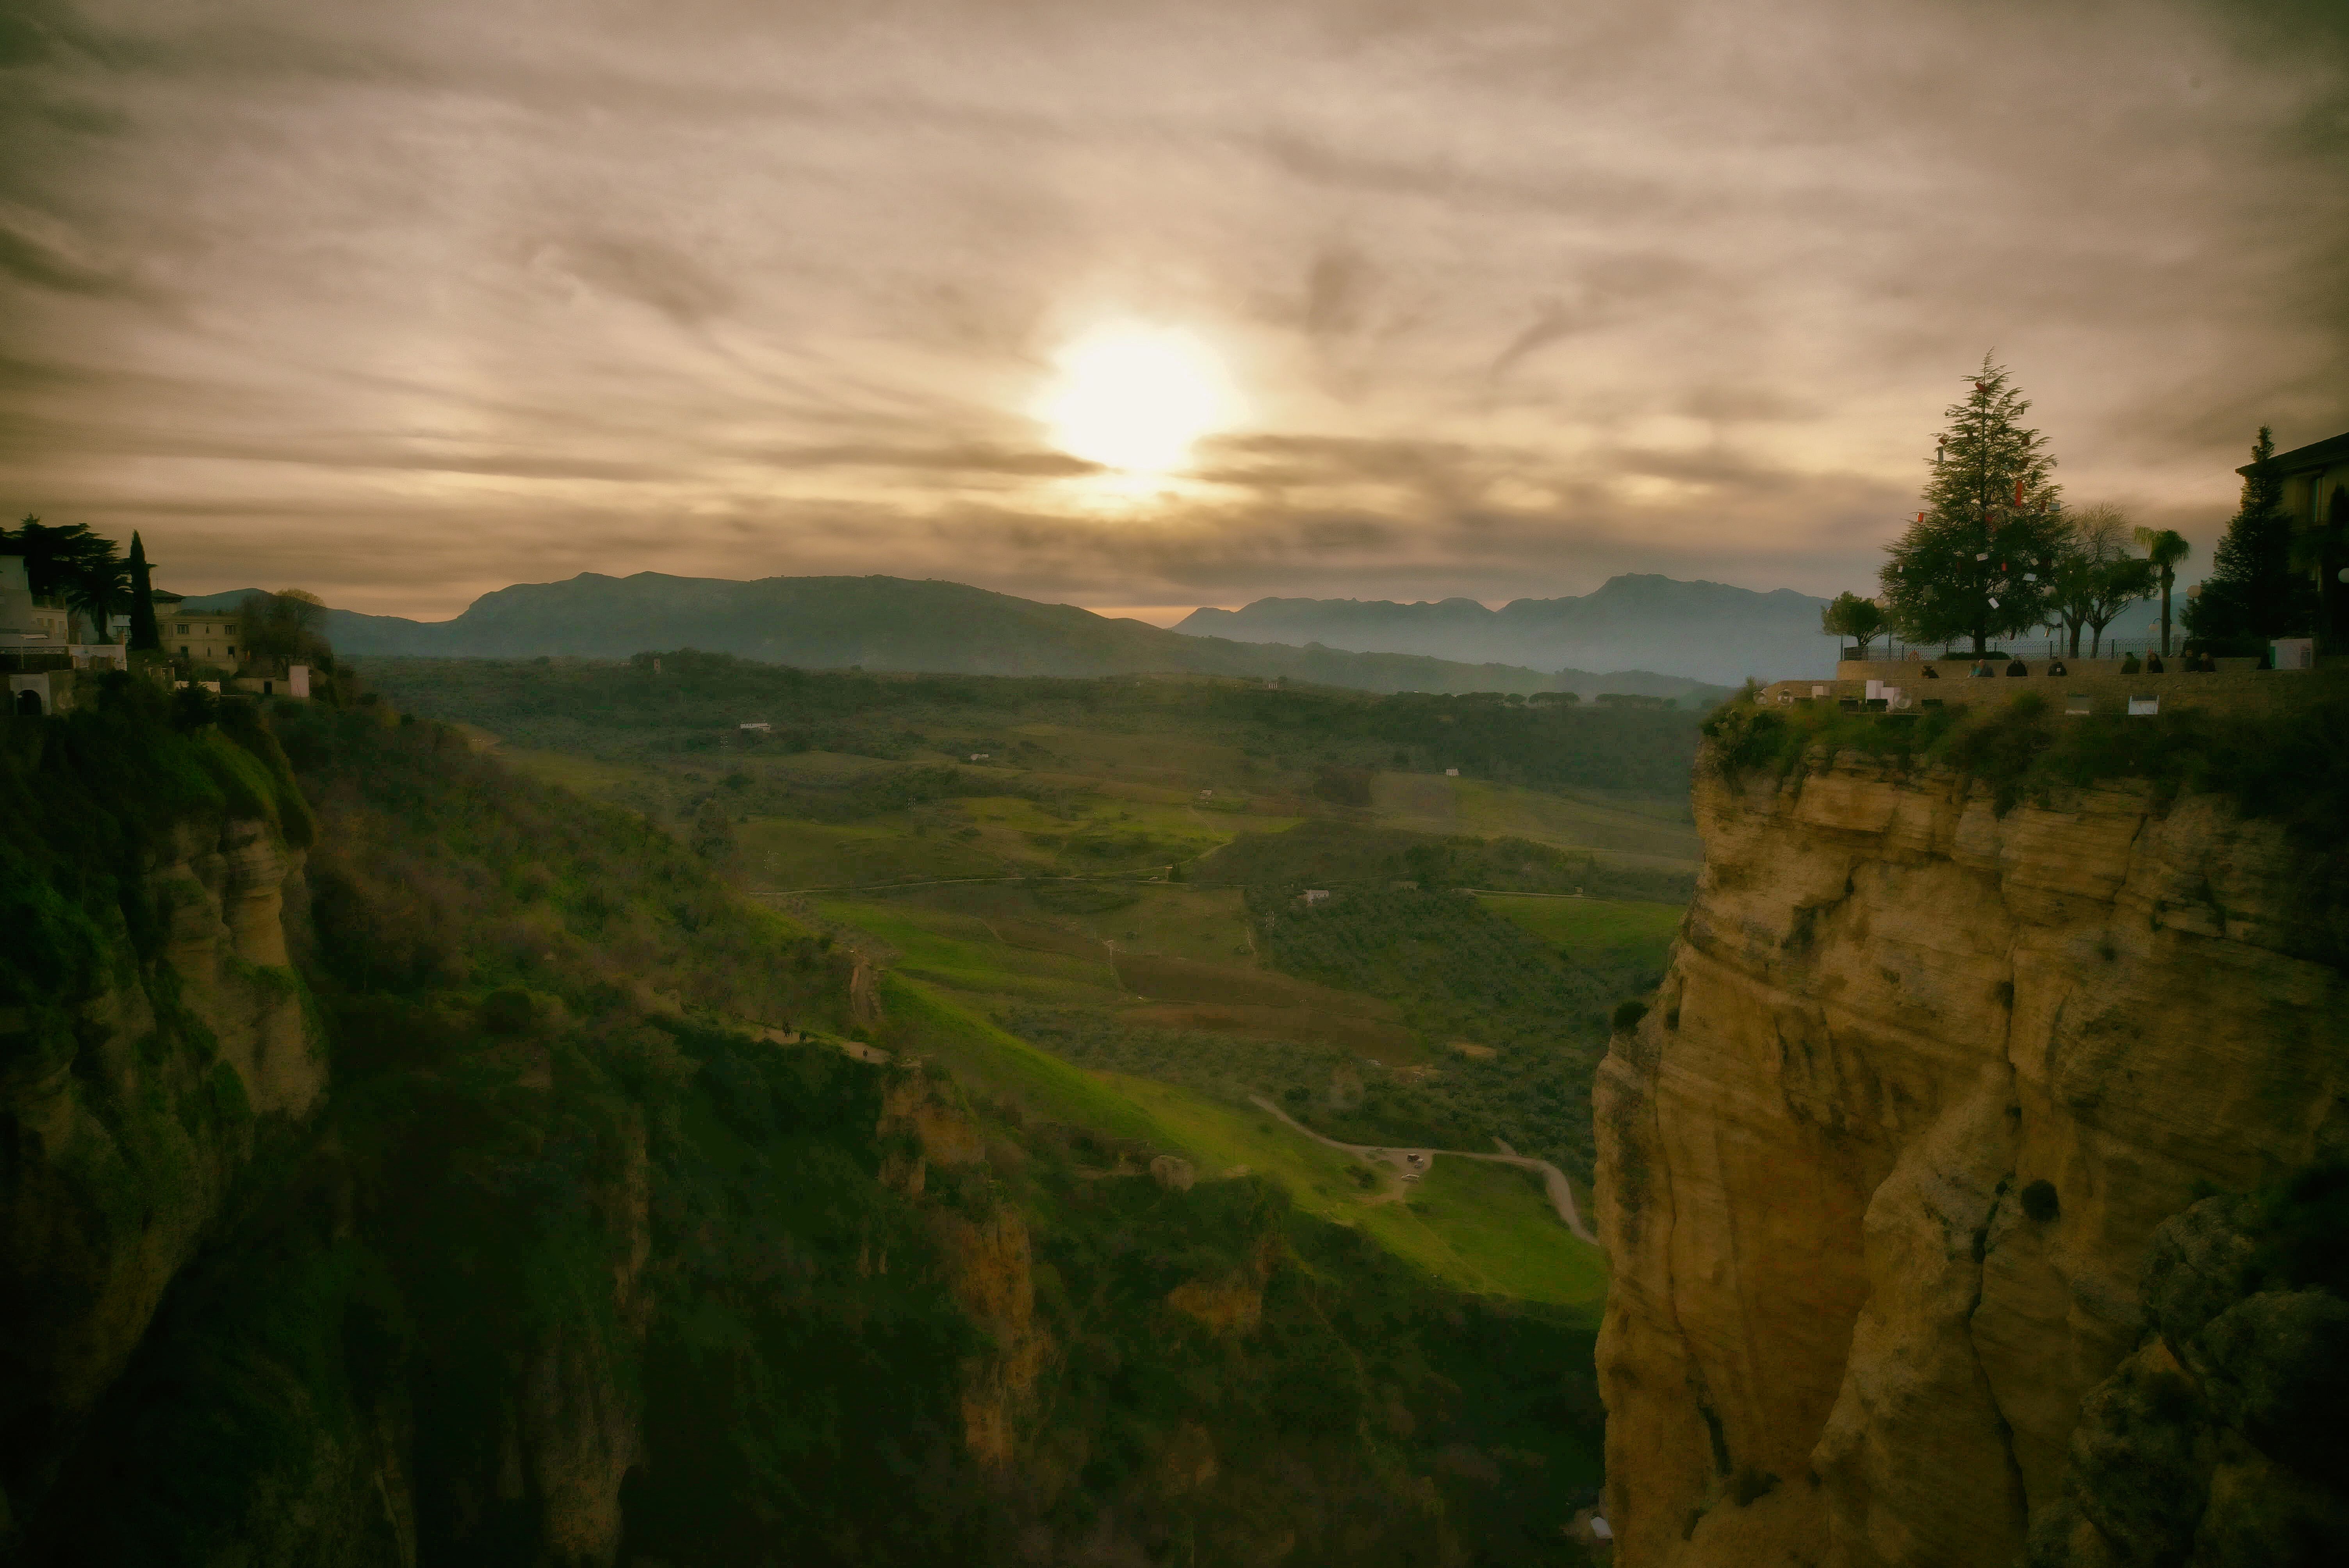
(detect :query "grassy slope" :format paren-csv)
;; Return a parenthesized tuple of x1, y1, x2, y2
(883, 975, 1608, 1315)
(1121, 1079, 1608, 1310)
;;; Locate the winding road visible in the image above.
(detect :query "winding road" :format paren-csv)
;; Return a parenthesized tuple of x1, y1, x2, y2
(1246, 1096, 1601, 1247)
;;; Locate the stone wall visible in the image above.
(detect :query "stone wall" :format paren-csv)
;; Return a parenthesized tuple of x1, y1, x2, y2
(1757, 656, 2328, 717)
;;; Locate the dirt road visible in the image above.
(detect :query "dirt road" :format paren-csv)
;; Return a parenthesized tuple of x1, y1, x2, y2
(1247, 1096, 1600, 1247)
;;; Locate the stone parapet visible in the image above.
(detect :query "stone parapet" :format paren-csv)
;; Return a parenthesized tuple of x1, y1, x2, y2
(1757, 656, 2333, 717)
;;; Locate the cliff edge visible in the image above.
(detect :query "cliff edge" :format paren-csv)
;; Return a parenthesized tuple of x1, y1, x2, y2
(1595, 718, 2348, 1565)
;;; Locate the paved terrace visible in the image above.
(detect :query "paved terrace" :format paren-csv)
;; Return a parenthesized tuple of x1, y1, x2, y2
(1759, 654, 2344, 718)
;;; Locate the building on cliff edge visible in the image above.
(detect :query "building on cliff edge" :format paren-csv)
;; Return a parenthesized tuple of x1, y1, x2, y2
(1, 551, 130, 716)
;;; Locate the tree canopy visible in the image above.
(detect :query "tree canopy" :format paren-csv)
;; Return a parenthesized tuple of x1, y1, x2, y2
(126, 533, 161, 652)
(2045, 505, 2155, 657)
(3, 515, 129, 641)
(2185, 428, 2310, 649)
(237, 588, 336, 671)
(1820, 592, 1887, 657)
(1878, 357, 2071, 654)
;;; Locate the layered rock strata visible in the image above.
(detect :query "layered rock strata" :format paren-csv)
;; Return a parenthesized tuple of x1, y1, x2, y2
(1595, 745, 2348, 1566)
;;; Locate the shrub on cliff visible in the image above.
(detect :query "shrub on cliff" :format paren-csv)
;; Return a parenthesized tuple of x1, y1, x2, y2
(1703, 674, 2349, 835)
(0, 677, 314, 1010)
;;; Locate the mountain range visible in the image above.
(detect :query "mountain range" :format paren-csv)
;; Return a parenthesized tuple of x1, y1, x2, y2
(172, 572, 1738, 702)
(1173, 574, 1834, 687)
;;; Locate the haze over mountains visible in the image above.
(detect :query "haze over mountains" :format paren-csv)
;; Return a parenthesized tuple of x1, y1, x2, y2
(1175, 575, 1834, 688)
(176, 572, 1757, 702)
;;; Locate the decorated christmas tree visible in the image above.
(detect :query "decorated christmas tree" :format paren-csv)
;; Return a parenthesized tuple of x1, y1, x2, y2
(1879, 356, 2071, 655)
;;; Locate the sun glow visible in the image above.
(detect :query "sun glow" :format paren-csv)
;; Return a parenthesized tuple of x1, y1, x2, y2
(1039, 324, 1237, 473)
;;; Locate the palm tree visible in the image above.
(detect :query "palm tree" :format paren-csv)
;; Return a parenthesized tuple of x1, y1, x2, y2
(2133, 526, 2190, 657)
(66, 553, 133, 644)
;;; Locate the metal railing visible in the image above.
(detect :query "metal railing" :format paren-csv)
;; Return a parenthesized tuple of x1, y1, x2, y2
(0, 650, 74, 673)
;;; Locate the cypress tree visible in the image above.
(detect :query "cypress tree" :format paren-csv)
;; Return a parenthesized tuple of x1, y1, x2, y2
(127, 532, 162, 652)
(2185, 427, 2307, 649)
(1879, 356, 2071, 655)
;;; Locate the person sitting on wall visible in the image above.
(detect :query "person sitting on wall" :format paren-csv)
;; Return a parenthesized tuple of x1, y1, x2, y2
(2145, 653, 2164, 673)
(2046, 658, 2068, 676)
(1922, 663, 1940, 678)
(2121, 653, 2142, 674)
(1971, 659, 1994, 677)
(2006, 657, 2029, 675)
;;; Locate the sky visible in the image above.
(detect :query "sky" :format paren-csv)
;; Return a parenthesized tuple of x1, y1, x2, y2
(4, 0, 2346, 623)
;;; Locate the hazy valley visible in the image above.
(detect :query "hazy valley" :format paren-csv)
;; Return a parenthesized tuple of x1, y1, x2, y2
(171, 574, 1748, 704)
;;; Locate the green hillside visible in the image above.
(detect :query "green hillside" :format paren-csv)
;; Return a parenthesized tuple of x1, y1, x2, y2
(2, 679, 1612, 1566)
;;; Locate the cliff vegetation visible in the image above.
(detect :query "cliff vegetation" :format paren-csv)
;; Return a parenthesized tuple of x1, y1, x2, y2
(3, 679, 1609, 1566)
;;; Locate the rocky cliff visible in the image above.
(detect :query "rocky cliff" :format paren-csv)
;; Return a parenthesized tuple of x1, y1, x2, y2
(2, 716, 329, 1526)
(1595, 731, 2349, 1565)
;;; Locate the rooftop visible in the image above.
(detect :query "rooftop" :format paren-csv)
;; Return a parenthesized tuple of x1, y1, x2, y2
(2243, 429, 2349, 476)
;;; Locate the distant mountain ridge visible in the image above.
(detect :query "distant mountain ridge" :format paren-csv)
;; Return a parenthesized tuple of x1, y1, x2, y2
(171, 574, 1733, 703)
(1173, 574, 1835, 685)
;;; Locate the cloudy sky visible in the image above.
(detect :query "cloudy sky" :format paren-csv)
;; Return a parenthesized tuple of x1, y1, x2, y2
(5, 0, 2345, 622)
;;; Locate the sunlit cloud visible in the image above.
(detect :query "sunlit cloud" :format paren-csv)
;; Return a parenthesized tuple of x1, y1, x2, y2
(1, 0, 2342, 617)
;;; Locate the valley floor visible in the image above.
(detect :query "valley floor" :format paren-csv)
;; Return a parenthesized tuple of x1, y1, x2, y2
(373, 659, 1692, 1316)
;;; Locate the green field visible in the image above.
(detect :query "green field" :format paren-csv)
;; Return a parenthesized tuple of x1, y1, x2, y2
(1477, 894, 1686, 971)
(823, 900, 1123, 1002)
(882, 977, 1606, 1313)
(1119, 1080, 1608, 1310)
(1373, 770, 1702, 867)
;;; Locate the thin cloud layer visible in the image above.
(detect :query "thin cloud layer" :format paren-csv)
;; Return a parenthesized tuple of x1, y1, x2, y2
(3, 0, 2344, 617)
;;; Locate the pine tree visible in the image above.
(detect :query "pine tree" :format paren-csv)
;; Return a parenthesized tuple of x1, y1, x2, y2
(1879, 356, 2071, 654)
(127, 532, 162, 652)
(2184, 427, 2307, 649)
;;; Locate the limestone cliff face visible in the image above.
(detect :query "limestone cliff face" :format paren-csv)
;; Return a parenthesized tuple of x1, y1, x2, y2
(878, 1068, 1047, 1470)
(1, 813, 325, 1480)
(1594, 745, 2348, 1566)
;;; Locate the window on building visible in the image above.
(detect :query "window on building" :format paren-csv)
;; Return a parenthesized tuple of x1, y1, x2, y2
(176, 623, 189, 634)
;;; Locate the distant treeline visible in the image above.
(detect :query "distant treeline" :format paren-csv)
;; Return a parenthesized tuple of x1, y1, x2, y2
(358, 649, 1710, 798)
(1192, 820, 1697, 903)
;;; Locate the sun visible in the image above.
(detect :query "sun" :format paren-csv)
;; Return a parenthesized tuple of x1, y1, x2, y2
(1038, 324, 1237, 474)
